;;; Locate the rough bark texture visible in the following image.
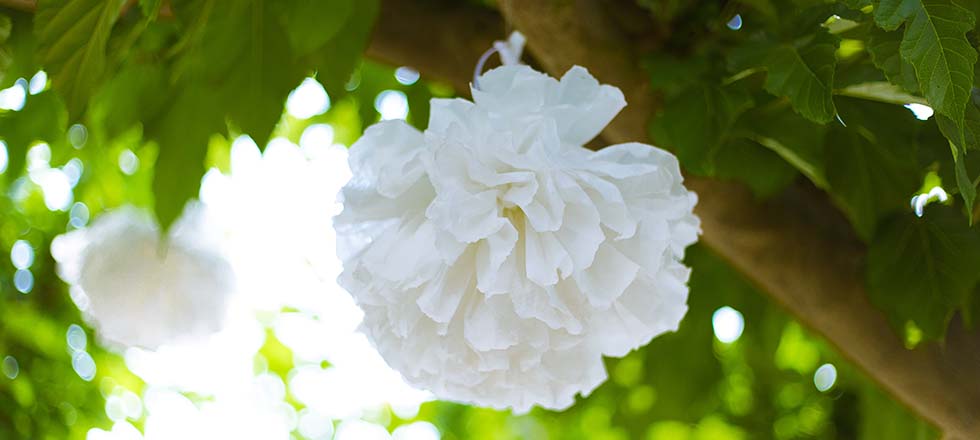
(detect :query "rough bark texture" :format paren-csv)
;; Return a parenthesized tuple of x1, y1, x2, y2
(367, 0, 980, 437)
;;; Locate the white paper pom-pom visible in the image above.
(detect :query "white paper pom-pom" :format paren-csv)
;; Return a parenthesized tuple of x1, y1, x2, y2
(52, 203, 235, 350)
(335, 64, 700, 412)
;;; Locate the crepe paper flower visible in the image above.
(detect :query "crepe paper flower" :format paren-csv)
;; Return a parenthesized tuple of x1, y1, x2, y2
(335, 63, 700, 412)
(52, 202, 235, 350)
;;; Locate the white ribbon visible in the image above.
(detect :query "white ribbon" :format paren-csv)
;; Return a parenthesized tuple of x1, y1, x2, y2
(473, 31, 527, 90)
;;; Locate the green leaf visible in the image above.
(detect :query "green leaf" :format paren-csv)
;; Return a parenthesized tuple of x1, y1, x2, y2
(644, 52, 710, 94)
(149, 86, 224, 231)
(835, 81, 926, 105)
(0, 92, 67, 181)
(867, 26, 919, 93)
(714, 139, 800, 198)
(950, 141, 977, 221)
(873, 0, 977, 131)
(34, 0, 126, 119)
(735, 102, 829, 189)
(936, 102, 980, 152)
(88, 63, 167, 140)
(0, 13, 38, 90)
(761, 30, 839, 123)
(867, 206, 980, 340)
(309, 0, 378, 97)
(826, 99, 921, 239)
(650, 84, 752, 175)
(937, 106, 980, 217)
(176, 0, 306, 148)
(282, 0, 352, 56)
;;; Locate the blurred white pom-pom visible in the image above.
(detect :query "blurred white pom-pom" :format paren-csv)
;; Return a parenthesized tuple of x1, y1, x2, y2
(52, 202, 235, 350)
(335, 64, 700, 412)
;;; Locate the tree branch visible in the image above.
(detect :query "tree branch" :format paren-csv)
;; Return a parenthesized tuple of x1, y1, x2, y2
(371, 0, 980, 436)
(0, 0, 33, 12)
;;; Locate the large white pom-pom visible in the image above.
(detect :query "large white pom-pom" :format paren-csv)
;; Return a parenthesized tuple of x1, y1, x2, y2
(52, 203, 235, 350)
(335, 65, 700, 412)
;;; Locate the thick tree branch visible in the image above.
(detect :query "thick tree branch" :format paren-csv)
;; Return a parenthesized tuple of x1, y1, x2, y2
(0, 0, 33, 12)
(370, 0, 980, 437)
(365, 0, 501, 93)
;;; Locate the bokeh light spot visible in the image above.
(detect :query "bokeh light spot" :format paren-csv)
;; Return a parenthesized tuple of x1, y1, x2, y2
(394, 67, 421, 86)
(2, 356, 18, 380)
(813, 363, 837, 392)
(14, 269, 33, 294)
(118, 149, 139, 175)
(67, 324, 88, 352)
(375, 90, 409, 120)
(712, 306, 745, 343)
(11, 240, 34, 270)
(72, 351, 97, 381)
(287, 77, 331, 119)
(0, 141, 8, 174)
(0, 78, 27, 111)
(29, 71, 47, 95)
(727, 14, 743, 30)
(68, 124, 88, 149)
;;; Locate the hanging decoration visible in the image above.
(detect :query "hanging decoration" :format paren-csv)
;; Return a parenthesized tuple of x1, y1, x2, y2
(335, 32, 700, 411)
(52, 203, 236, 350)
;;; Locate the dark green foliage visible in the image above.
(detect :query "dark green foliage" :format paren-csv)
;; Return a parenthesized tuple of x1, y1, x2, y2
(645, 0, 980, 341)
(826, 98, 922, 240)
(867, 206, 980, 339)
(867, 26, 918, 93)
(760, 30, 840, 123)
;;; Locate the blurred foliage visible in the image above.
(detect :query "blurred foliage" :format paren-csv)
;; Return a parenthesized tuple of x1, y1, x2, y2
(0, 0, 973, 438)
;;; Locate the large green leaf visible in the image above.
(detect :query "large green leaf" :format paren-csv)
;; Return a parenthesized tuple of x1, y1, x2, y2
(0, 92, 67, 181)
(826, 98, 921, 240)
(309, 0, 378, 97)
(761, 30, 839, 123)
(867, 26, 919, 93)
(283, 0, 352, 56)
(735, 101, 829, 189)
(34, 0, 126, 119)
(174, 0, 305, 148)
(867, 206, 980, 340)
(148, 86, 224, 231)
(873, 0, 976, 132)
(0, 13, 38, 90)
(88, 63, 168, 140)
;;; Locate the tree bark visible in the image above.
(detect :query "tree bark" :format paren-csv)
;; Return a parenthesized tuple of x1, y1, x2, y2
(367, 0, 980, 437)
